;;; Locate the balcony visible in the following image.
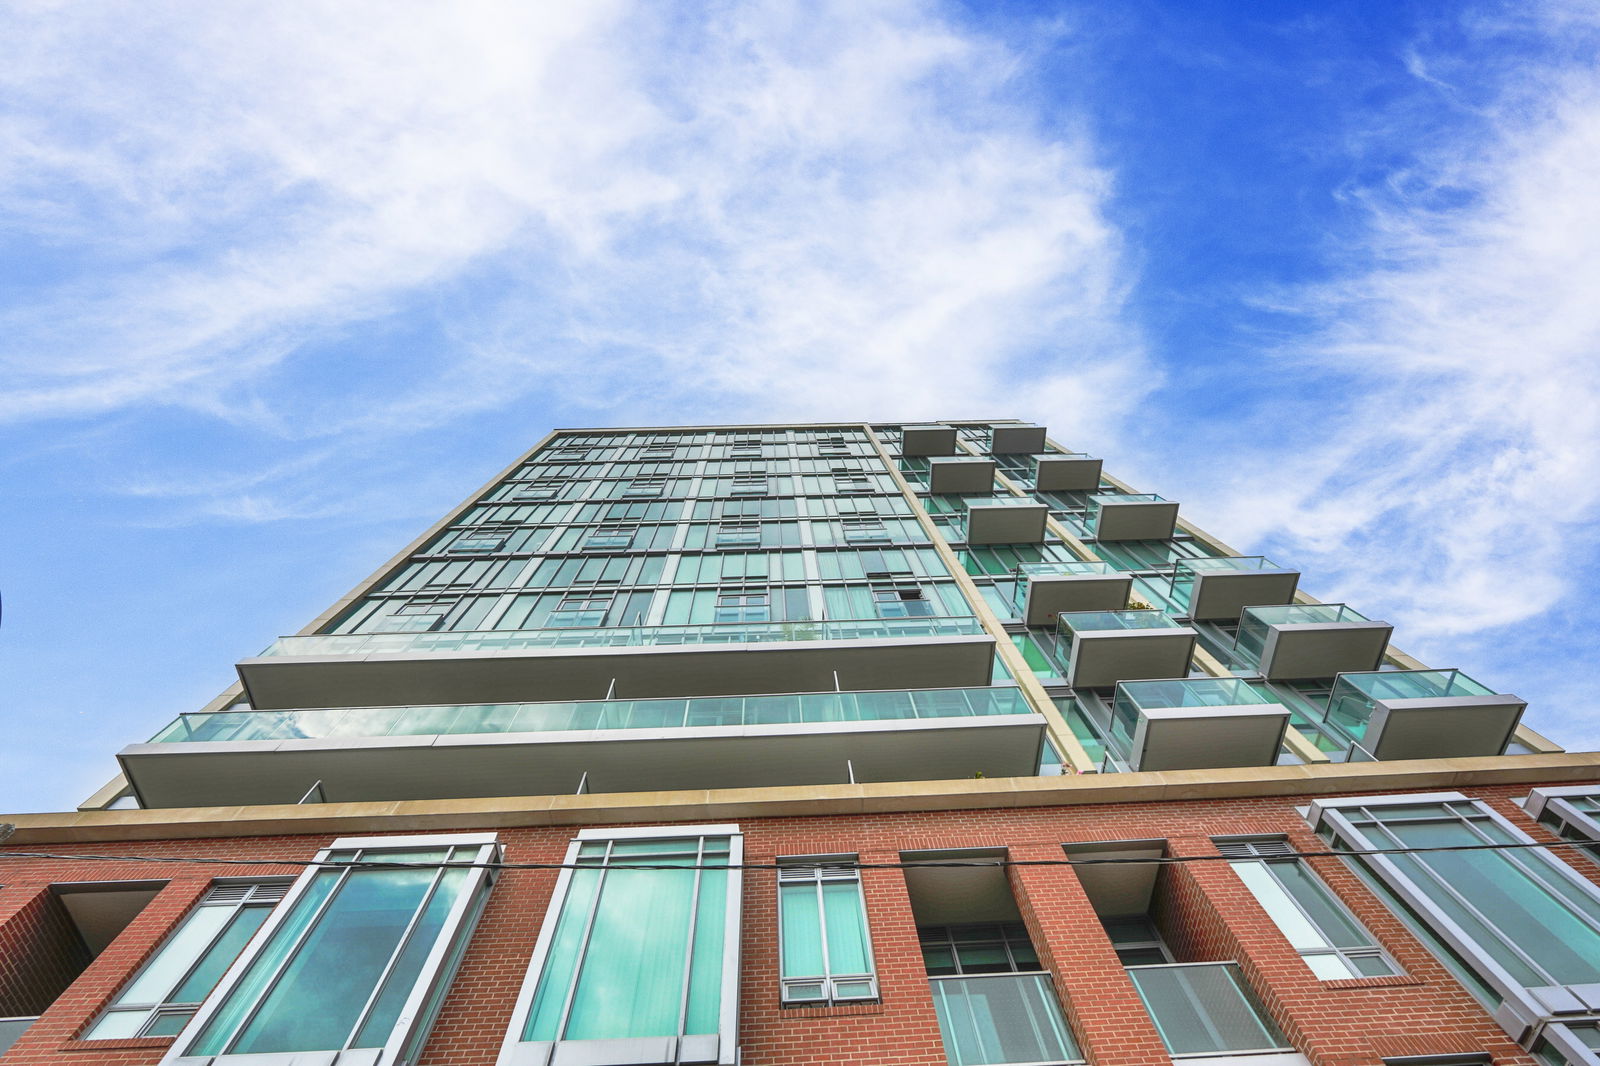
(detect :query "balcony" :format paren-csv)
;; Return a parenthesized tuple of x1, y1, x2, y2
(238, 618, 995, 711)
(1235, 604, 1392, 680)
(121, 686, 1047, 807)
(1034, 453, 1102, 493)
(989, 424, 1048, 455)
(928, 973, 1083, 1066)
(1110, 679, 1289, 772)
(1126, 962, 1294, 1059)
(1325, 669, 1524, 761)
(903, 424, 959, 456)
(929, 456, 998, 495)
(1016, 561, 1132, 626)
(963, 498, 1049, 545)
(1053, 611, 1197, 690)
(1086, 494, 1179, 542)
(1166, 557, 1300, 621)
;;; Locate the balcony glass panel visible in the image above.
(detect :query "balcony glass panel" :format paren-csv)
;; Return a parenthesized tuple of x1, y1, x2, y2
(1324, 669, 1497, 746)
(1126, 962, 1289, 1057)
(1236, 603, 1370, 662)
(260, 617, 986, 658)
(1089, 493, 1164, 507)
(148, 687, 1036, 745)
(1115, 678, 1271, 711)
(929, 973, 1081, 1066)
(1014, 561, 1116, 578)
(1056, 610, 1182, 636)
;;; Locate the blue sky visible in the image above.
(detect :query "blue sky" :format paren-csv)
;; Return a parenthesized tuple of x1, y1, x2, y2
(2, 0, 1597, 813)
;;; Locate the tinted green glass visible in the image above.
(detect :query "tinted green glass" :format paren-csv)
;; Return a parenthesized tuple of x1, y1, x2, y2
(353, 867, 470, 1048)
(780, 884, 824, 978)
(821, 882, 870, 975)
(170, 906, 271, 1003)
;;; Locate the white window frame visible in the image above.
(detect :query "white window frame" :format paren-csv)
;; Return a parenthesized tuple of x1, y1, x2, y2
(776, 857, 878, 1005)
(160, 833, 500, 1066)
(1307, 793, 1600, 1055)
(496, 824, 743, 1066)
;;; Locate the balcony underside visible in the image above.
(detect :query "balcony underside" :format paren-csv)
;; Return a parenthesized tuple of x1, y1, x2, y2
(1034, 455, 1101, 492)
(1092, 501, 1179, 541)
(238, 633, 996, 710)
(990, 425, 1047, 454)
(1185, 571, 1300, 621)
(1255, 622, 1392, 680)
(965, 503, 1048, 545)
(902, 425, 958, 456)
(1022, 574, 1132, 626)
(1068, 629, 1197, 689)
(1130, 704, 1290, 772)
(1365, 696, 1524, 760)
(119, 714, 1046, 807)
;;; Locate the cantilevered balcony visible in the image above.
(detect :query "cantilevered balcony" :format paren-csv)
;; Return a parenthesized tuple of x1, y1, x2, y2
(902, 424, 959, 456)
(1166, 556, 1300, 621)
(1053, 611, 1197, 690)
(1109, 678, 1289, 772)
(1086, 494, 1180, 542)
(238, 618, 994, 711)
(1325, 669, 1524, 761)
(1126, 962, 1296, 1060)
(989, 424, 1047, 454)
(1015, 560, 1132, 626)
(1034, 453, 1102, 492)
(928, 456, 998, 495)
(963, 498, 1049, 545)
(1235, 604, 1392, 680)
(119, 686, 1046, 807)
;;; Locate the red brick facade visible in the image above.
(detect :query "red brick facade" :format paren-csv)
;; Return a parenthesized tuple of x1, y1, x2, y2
(1, 782, 1592, 1066)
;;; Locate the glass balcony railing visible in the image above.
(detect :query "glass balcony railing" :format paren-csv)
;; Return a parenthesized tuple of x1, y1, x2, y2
(965, 496, 1046, 510)
(1014, 560, 1117, 578)
(1126, 962, 1290, 1057)
(1057, 610, 1182, 636)
(258, 616, 986, 659)
(1089, 492, 1165, 507)
(1325, 668, 1498, 749)
(147, 686, 1037, 745)
(1166, 556, 1293, 616)
(1115, 678, 1272, 711)
(1236, 603, 1372, 662)
(929, 973, 1083, 1066)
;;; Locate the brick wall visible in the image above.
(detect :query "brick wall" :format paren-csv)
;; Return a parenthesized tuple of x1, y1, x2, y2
(0, 887, 92, 1016)
(1, 780, 1594, 1066)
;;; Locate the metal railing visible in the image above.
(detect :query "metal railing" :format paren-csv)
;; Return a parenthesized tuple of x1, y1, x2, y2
(928, 973, 1083, 1066)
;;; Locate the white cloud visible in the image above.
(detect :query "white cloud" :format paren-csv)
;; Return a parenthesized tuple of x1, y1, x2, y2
(0, 0, 1148, 446)
(1177, 5, 1600, 643)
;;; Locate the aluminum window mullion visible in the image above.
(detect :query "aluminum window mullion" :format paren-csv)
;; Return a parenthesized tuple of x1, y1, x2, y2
(220, 861, 356, 1055)
(338, 857, 454, 1051)
(674, 838, 708, 1040)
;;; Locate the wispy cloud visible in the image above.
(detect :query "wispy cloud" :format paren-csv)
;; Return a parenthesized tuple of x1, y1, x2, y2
(1187, 4, 1600, 646)
(0, 0, 1148, 459)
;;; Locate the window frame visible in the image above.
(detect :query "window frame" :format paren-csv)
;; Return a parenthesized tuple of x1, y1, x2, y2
(1215, 837, 1401, 979)
(496, 824, 744, 1066)
(776, 857, 878, 1005)
(1523, 787, 1600, 854)
(160, 833, 500, 1066)
(83, 881, 293, 1041)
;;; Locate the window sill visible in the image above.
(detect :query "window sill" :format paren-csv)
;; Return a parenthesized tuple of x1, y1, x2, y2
(779, 1000, 886, 1016)
(61, 1036, 179, 1052)
(1318, 974, 1424, 990)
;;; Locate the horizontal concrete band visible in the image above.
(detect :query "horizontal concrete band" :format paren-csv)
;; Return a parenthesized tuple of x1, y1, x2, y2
(6, 752, 1600, 845)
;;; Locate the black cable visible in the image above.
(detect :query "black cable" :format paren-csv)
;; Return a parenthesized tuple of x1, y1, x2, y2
(1, 835, 1595, 872)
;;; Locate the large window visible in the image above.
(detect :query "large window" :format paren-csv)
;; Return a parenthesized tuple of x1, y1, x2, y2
(1215, 838, 1399, 979)
(1310, 793, 1600, 1054)
(777, 859, 876, 1004)
(1524, 787, 1600, 860)
(85, 882, 289, 1040)
(162, 834, 500, 1066)
(498, 826, 743, 1066)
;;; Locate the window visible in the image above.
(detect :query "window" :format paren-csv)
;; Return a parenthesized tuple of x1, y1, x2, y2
(715, 524, 761, 549)
(512, 480, 563, 502)
(714, 590, 770, 625)
(834, 475, 873, 494)
(777, 860, 876, 1004)
(625, 478, 667, 498)
(388, 597, 457, 632)
(498, 827, 743, 1066)
(1215, 838, 1400, 978)
(450, 531, 508, 554)
(549, 594, 612, 628)
(731, 477, 769, 497)
(1524, 787, 1600, 859)
(166, 834, 500, 1066)
(85, 882, 290, 1040)
(873, 586, 933, 618)
(584, 525, 635, 551)
(1310, 792, 1600, 1044)
(842, 518, 890, 544)
(920, 923, 1041, 975)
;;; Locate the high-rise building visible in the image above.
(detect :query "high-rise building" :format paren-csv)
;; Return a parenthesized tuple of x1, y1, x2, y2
(3, 420, 1599, 1066)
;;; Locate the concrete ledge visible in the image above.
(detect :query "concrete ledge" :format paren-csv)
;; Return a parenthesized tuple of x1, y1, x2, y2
(5, 753, 1599, 844)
